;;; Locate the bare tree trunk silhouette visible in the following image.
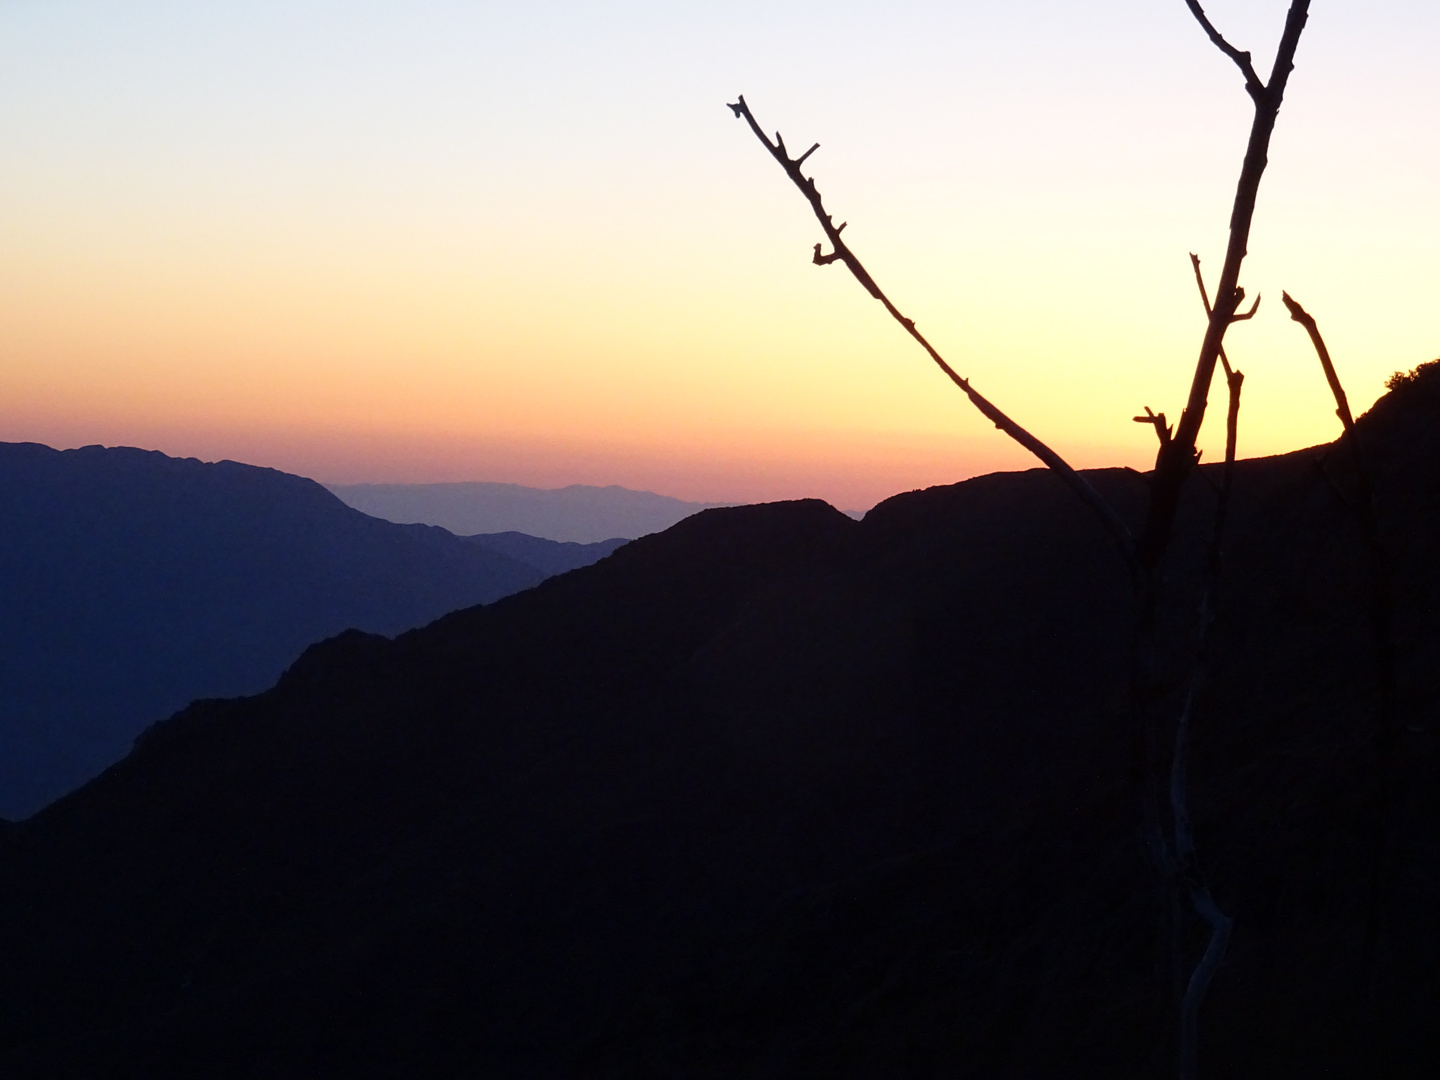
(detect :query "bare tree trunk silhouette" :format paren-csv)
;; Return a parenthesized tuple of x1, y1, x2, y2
(727, 4, 1312, 1075)
(1168, 255, 1244, 1080)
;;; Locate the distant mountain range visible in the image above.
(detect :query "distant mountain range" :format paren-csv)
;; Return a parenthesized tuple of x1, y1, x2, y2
(327, 481, 730, 544)
(4, 372, 1438, 1074)
(0, 443, 626, 819)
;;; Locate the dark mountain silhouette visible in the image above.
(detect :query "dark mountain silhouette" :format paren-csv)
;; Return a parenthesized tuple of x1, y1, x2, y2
(465, 531, 630, 577)
(327, 480, 729, 543)
(0, 444, 627, 820)
(1, 373, 1437, 1077)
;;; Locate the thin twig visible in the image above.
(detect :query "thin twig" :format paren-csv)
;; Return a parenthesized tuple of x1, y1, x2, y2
(1281, 296, 1382, 600)
(1189, 253, 1232, 378)
(1282, 293, 1356, 430)
(728, 95, 1136, 563)
(1183, 0, 1267, 100)
(1229, 290, 1262, 322)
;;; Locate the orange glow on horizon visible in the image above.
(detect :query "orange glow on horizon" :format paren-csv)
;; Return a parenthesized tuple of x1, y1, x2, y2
(1, 1, 1434, 507)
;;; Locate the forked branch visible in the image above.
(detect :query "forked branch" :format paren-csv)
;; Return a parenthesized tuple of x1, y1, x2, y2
(1183, 0, 1266, 100)
(728, 95, 1135, 562)
(1141, 0, 1310, 567)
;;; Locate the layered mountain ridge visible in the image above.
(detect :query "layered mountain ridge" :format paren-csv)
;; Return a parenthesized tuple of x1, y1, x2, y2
(1, 372, 1437, 1076)
(0, 443, 628, 818)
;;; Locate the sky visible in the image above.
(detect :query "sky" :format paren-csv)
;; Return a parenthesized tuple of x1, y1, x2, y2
(1, 1, 1436, 509)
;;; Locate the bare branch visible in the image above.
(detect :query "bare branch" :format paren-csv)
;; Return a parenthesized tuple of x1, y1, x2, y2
(1283, 290, 1391, 713)
(728, 95, 1135, 562)
(1282, 292, 1353, 427)
(1189, 254, 1234, 379)
(1183, 0, 1266, 101)
(1284, 290, 1399, 1023)
(1133, 406, 1173, 447)
(728, 97, 884, 299)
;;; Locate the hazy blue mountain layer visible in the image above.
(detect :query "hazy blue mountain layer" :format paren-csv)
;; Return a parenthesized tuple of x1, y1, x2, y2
(327, 480, 728, 543)
(466, 531, 630, 576)
(0, 444, 627, 819)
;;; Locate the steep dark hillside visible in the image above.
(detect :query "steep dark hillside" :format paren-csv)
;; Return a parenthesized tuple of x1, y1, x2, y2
(0, 443, 549, 819)
(0, 378, 1436, 1077)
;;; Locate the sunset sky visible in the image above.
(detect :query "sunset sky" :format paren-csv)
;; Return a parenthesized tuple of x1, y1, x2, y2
(2, 0, 1436, 509)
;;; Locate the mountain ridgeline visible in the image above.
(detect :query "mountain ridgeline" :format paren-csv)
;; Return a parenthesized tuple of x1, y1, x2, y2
(327, 480, 729, 544)
(1, 370, 1438, 1075)
(0, 444, 628, 819)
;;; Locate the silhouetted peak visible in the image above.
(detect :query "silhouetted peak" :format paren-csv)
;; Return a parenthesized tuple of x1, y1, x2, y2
(592, 498, 856, 584)
(661, 497, 853, 542)
(276, 628, 392, 693)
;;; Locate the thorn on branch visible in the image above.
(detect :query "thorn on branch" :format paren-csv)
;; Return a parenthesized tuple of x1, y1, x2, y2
(812, 243, 843, 267)
(795, 142, 820, 167)
(1190, 253, 1214, 317)
(1230, 288, 1261, 322)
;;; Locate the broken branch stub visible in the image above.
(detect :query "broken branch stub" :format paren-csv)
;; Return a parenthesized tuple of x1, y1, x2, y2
(1134, 407, 1173, 447)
